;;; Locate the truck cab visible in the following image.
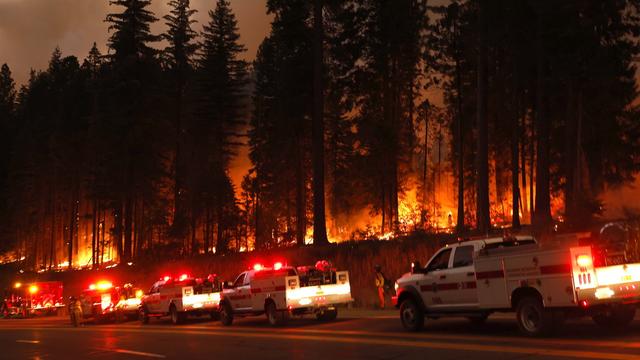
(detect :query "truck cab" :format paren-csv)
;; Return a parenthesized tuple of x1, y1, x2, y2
(395, 234, 640, 336)
(219, 261, 352, 326)
(140, 274, 221, 325)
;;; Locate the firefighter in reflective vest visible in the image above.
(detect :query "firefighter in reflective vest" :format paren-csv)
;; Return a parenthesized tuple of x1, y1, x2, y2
(374, 265, 386, 309)
(69, 296, 83, 327)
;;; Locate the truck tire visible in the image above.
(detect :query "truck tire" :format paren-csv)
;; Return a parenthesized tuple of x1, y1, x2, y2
(400, 297, 424, 332)
(266, 302, 288, 326)
(516, 297, 553, 337)
(115, 310, 125, 323)
(316, 308, 338, 321)
(592, 305, 636, 329)
(170, 304, 185, 325)
(140, 307, 150, 324)
(220, 302, 234, 326)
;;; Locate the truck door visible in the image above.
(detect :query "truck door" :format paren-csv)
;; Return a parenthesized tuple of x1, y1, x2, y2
(420, 248, 452, 309)
(230, 272, 252, 311)
(446, 245, 478, 307)
(145, 284, 161, 313)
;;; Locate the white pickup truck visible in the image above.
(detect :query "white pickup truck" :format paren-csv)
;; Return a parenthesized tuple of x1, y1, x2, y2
(139, 275, 221, 325)
(219, 261, 353, 326)
(393, 235, 640, 336)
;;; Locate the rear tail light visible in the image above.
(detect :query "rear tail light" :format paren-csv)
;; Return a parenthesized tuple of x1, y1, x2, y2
(576, 255, 592, 268)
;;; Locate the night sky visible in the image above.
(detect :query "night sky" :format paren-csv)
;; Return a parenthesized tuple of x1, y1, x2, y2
(0, 0, 272, 85)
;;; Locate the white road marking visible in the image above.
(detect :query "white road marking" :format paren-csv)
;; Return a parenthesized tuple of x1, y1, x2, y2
(16, 340, 40, 344)
(113, 349, 166, 358)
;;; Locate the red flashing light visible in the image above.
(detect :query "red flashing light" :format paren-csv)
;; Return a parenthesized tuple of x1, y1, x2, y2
(253, 263, 263, 271)
(576, 255, 592, 268)
(89, 284, 96, 290)
(579, 300, 589, 308)
(274, 262, 283, 271)
(96, 281, 113, 290)
(163, 276, 171, 282)
(179, 274, 189, 281)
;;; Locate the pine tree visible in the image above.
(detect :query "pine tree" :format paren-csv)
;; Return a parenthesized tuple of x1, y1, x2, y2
(163, 0, 198, 243)
(193, 0, 247, 254)
(105, 0, 164, 262)
(0, 64, 16, 252)
(106, 0, 159, 62)
(311, 0, 329, 245)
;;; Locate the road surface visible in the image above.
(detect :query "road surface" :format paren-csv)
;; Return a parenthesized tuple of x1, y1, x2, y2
(2, 309, 640, 359)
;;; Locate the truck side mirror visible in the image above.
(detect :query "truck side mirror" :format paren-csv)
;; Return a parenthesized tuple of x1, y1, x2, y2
(411, 261, 423, 274)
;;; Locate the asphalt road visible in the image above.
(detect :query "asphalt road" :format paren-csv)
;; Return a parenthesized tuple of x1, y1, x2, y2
(2, 309, 640, 360)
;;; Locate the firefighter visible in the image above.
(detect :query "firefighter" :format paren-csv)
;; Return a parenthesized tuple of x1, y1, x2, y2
(69, 296, 83, 327)
(374, 265, 386, 309)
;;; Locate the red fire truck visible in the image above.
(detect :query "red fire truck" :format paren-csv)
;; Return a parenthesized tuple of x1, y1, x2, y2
(219, 260, 353, 326)
(76, 281, 143, 323)
(2, 281, 64, 318)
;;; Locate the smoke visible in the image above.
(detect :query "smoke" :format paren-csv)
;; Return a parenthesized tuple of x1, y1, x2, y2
(0, 0, 271, 85)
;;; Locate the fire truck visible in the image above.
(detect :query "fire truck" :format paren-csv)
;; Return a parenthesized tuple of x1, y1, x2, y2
(219, 261, 353, 326)
(393, 235, 640, 336)
(2, 281, 64, 318)
(139, 274, 221, 325)
(76, 281, 143, 323)
(114, 283, 144, 321)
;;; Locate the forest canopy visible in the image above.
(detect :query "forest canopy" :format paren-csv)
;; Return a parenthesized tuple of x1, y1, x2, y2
(1, 0, 639, 270)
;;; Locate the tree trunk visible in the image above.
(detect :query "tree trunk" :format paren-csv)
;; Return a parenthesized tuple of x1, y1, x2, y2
(312, 0, 329, 245)
(533, 12, 552, 232)
(91, 199, 98, 269)
(295, 136, 306, 246)
(511, 96, 521, 229)
(123, 194, 133, 262)
(455, 27, 465, 233)
(422, 104, 429, 228)
(476, 0, 490, 234)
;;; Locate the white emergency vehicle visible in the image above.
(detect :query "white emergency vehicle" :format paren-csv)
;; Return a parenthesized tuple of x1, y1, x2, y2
(139, 274, 221, 324)
(219, 261, 353, 326)
(393, 235, 640, 336)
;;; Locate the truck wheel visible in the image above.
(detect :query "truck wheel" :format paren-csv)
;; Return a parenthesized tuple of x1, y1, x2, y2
(516, 297, 553, 337)
(140, 307, 150, 324)
(316, 308, 338, 321)
(115, 311, 125, 323)
(266, 302, 288, 326)
(220, 302, 234, 326)
(400, 297, 424, 332)
(170, 305, 185, 325)
(592, 305, 636, 329)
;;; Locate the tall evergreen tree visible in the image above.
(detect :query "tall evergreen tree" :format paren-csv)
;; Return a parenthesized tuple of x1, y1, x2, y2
(163, 0, 198, 243)
(311, 0, 329, 245)
(105, 0, 163, 262)
(0, 64, 16, 252)
(192, 0, 247, 254)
